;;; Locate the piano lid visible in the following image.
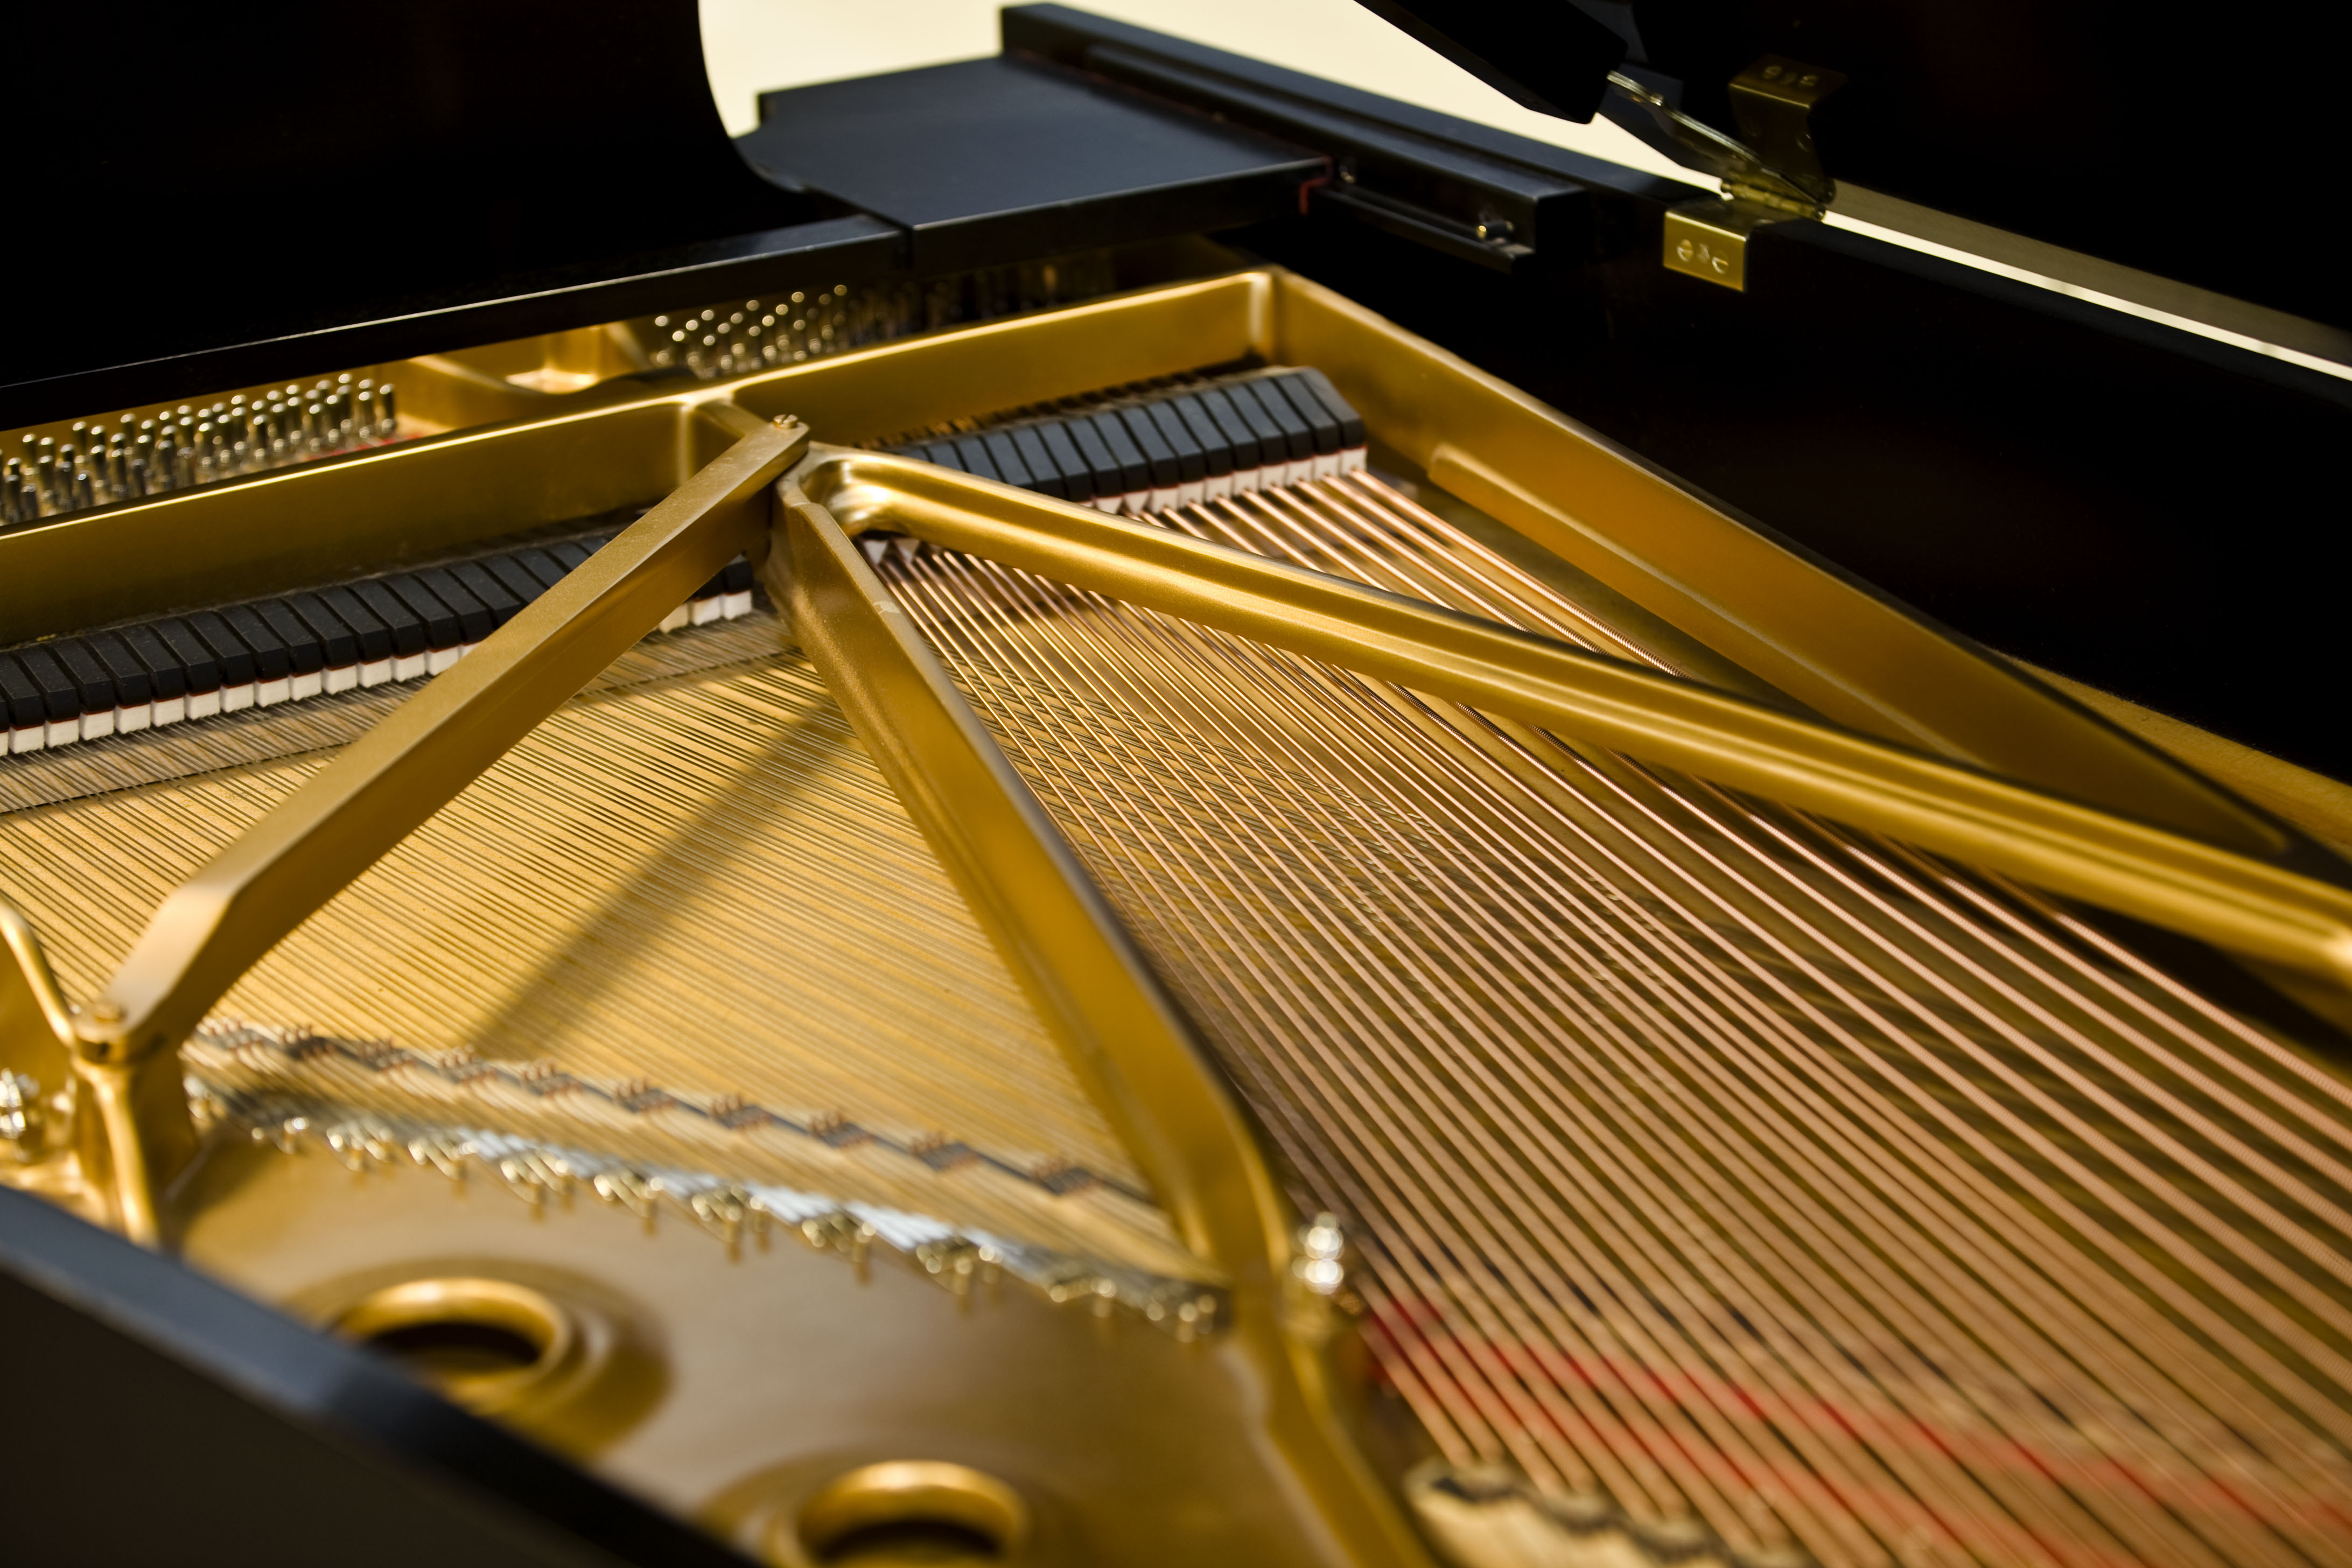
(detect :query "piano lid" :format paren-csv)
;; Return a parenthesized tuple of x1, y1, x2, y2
(2, 0, 898, 427)
(1354, 0, 2352, 333)
(5, 0, 1327, 429)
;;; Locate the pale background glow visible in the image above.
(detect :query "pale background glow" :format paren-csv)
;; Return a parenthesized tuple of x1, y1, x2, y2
(697, 0, 1689, 183)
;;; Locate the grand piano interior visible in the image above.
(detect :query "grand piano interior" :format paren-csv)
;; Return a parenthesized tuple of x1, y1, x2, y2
(5, 3, 2352, 1566)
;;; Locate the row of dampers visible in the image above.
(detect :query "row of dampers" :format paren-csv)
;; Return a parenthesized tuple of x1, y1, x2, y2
(0, 537, 757, 755)
(890, 368, 1367, 515)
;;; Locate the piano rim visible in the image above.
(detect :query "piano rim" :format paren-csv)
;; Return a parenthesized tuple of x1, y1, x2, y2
(4, 263, 2350, 1568)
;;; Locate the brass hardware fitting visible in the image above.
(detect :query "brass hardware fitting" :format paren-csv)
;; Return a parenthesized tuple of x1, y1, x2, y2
(1663, 197, 1780, 290)
(1724, 56, 1845, 213)
(1622, 55, 1846, 291)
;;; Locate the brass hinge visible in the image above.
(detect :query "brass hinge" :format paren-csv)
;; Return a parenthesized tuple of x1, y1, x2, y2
(1662, 198, 1782, 290)
(1607, 56, 1846, 292)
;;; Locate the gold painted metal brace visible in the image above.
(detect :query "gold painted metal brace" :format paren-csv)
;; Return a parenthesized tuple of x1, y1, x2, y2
(792, 449, 2352, 1004)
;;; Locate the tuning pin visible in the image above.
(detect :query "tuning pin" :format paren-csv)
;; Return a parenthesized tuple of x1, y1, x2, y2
(376, 381, 397, 438)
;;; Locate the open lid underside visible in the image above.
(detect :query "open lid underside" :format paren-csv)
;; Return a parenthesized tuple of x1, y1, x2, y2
(1362, 0, 2349, 330)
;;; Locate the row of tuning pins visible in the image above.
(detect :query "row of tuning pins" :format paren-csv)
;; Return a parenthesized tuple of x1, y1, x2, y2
(649, 285, 860, 380)
(643, 254, 1123, 385)
(3, 376, 399, 525)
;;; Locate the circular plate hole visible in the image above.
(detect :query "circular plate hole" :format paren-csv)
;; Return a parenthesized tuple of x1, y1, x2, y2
(792, 1462, 1029, 1566)
(365, 1316, 546, 1378)
(817, 1517, 1002, 1565)
(333, 1276, 575, 1415)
